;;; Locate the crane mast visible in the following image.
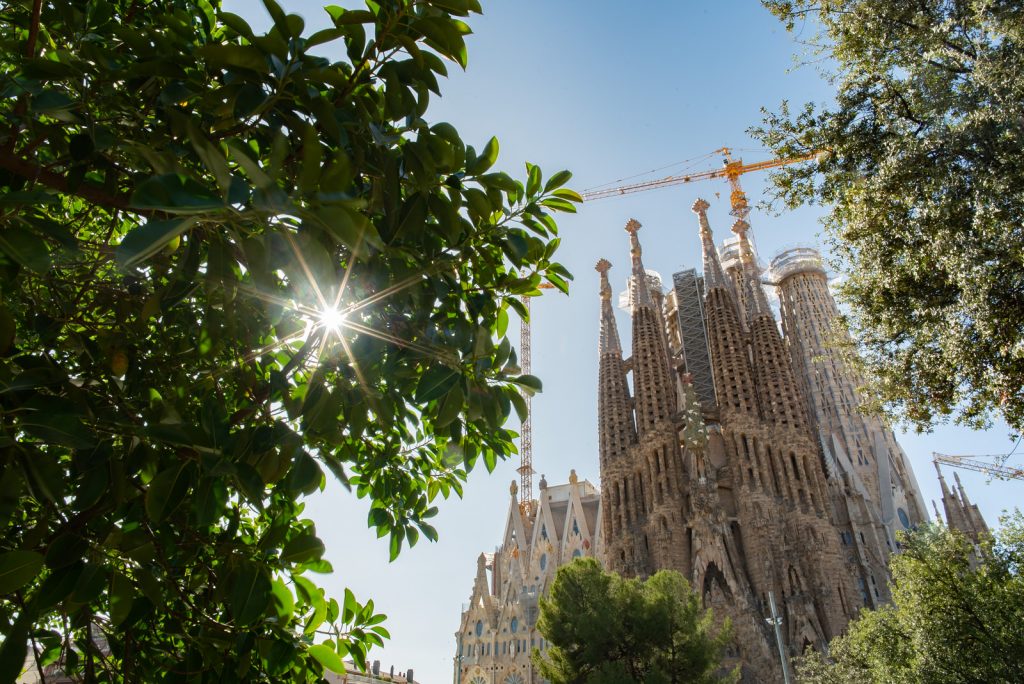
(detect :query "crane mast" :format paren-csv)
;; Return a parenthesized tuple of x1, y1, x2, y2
(933, 452, 1024, 481)
(517, 294, 535, 516)
(516, 284, 554, 518)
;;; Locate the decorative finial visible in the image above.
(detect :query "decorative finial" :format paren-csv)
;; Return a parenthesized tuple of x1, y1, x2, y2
(597, 259, 613, 301)
(539, 474, 548, 490)
(691, 198, 710, 214)
(624, 218, 642, 235)
(731, 218, 750, 237)
(569, 469, 578, 485)
(510, 480, 518, 496)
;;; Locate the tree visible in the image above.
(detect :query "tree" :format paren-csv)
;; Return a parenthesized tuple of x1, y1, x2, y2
(0, 0, 578, 681)
(796, 515, 1024, 684)
(533, 558, 736, 684)
(752, 1, 1024, 433)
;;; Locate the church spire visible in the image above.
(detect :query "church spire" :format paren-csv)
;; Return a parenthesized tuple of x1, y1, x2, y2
(626, 218, 654, 311)
(596, 259, 637, 471)
(694, 199, 730, 293)
(732, 217, 813, 435)
(935, 461, 968, 533)
(694, 203, 758, 417)
(732, 219, 772, 318)
(623, 221, 677, 435)
(597, 258, 622, 356)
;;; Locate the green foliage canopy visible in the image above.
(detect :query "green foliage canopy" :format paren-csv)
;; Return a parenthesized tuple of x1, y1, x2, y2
(533, 558, 736, 684)
(0, 0, 578, 680)
(754, 0, 1024, 433)
(796, 516, 1024, 684)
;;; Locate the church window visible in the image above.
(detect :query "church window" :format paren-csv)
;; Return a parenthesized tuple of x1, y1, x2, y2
(539, 553, 547, 570)
(572, 549, 582, 559)
(897, 508, 910, 529)
(541, 524, 548, 540)
(475, 620, 483, 637)
(511, 617, 518, 633)
(572, 518, 579, 535)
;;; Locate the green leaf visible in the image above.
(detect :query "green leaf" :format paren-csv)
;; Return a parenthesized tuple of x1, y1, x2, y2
(116, 218, 196, 271)
(130, 174, 223, 213)
(551, 187, 583, 203)
(509, 388, 529, 422)
(0, 550, 43, 594)
(324, 6, 375, 25)
(198, 44, 268, 72)
(415, 365, 460, 403)
(470, 136, 499, 175)
(543, 169, 572, 192)
(0, 613, 29, 683)
(145, 462, 194, 523)
(434, 383, 464, 428)
(281, 533, 326, 565)
(109, 571, 135, 627)
(306, 27, 345, 48)
(512, 374, 542, 393)
(20, 412, 96, 449)
(219, 12, 255, 40)
(270, 578, 295, 621)
(0, 227, 51, 273)
(308, 643, 346, 673)
(526, 162, 542, 197)
(539, 196, 577, 213)
(230, 562, 272, 626)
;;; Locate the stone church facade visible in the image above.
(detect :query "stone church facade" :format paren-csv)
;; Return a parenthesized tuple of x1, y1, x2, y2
(453, 200, 986, 683)
(453, 475, 602, 684)
(597, 210, 863, 680)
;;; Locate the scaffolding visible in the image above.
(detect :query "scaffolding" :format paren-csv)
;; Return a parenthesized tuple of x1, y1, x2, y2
(671, 268, 716, 410)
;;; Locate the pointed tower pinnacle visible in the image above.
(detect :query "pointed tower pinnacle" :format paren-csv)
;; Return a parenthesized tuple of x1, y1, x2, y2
(622, 221, 677, 435)
(597, 258, 622, 356)
(693, 199, 729, 292)
(935, 460, 968, 533)
(625, 219, 654, 311)
(695, 202, 758, 417)
(732, 219, 772, 317)
(953, 472, 970, 506)
(596, 258, 639, 561)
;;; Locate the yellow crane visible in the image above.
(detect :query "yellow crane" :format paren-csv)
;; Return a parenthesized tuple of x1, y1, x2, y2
(582, 147, 821, 221)
(933, 452, 1024, 481)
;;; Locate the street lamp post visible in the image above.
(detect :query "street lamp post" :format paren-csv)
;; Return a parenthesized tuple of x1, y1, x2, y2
(453, 634, 464, 684)
(765, 591, 793, 684)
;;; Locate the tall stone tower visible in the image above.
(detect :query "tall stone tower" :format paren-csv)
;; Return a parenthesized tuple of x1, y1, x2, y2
(596, 211, 861, 681)
(933, 462, 989, 544)
(769, 247, 928, 605)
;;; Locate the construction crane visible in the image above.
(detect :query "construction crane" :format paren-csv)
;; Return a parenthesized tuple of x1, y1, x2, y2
(933, 452, 1024, 481)
(582, 147, 821, 221)
(517, 284, 555, 518)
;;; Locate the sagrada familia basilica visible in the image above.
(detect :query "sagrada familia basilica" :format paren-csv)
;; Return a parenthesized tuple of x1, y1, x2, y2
(453, 202, 988, 683)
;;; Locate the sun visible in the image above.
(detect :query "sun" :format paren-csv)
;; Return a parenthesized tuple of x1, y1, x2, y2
(318, 305, 347, 335)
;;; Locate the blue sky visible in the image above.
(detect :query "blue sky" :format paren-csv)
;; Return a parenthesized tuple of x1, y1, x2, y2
(230, 3, 1022, 682)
